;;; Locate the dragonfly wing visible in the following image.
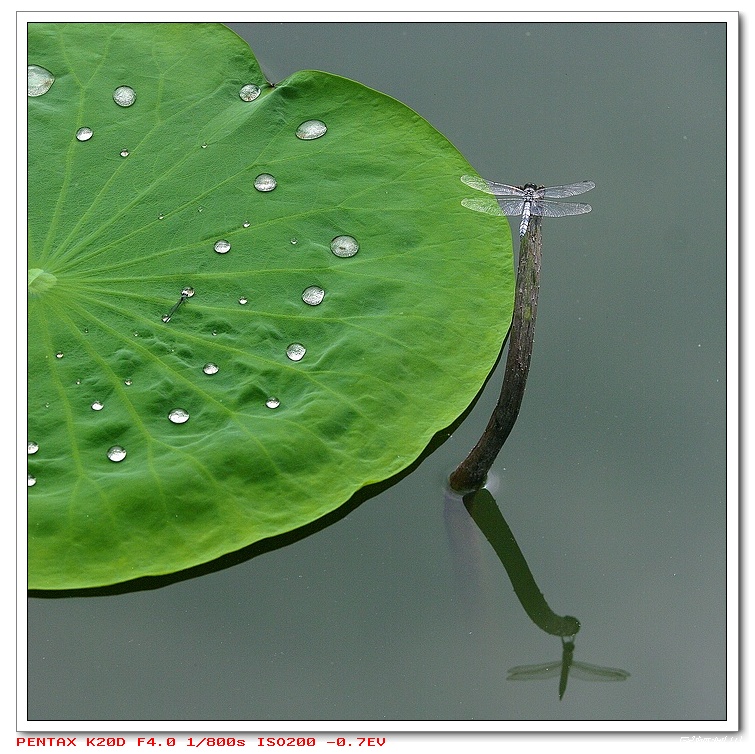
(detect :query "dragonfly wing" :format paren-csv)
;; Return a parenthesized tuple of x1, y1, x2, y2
(461, 197, 505, 217)
(495, 198, 527, 216)
(530, 199, 592, 217)
(484, 180, 525, 197)
(541, 181, 595, 198)
(507, 661, 562, 680)
(460, 174, 524, 197)
(569, 661, 630, 682)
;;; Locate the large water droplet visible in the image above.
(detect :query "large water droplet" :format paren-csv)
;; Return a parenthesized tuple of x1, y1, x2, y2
(107, 445, 127, 462)
(254, 173, 277, 192)
(168, 408, 190, 424)
(113, 85, 136, 107)
(120, 148, 130, 157)
(75, 127, 93, 142)
(203, 362, 219, 375)
(28, 65, 55, 96)
(296, 120, 327, 140)
(214, 239, 231, 254)
(91, 401, 104, 411)
(239, 84, 261, 101)
(302, 285, 325, 306)
(286, 343, 306, 362)
(238, 296, 248, 305)
(330, 235, 359, 258)
(28, 441, 39, 455)
(28, 475, 37, 487)
(265, 397, 280, 409)
(55, 351, 64, 359)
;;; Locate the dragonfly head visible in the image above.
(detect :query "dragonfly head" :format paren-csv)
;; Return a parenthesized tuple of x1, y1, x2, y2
(522, 183, 542, 191)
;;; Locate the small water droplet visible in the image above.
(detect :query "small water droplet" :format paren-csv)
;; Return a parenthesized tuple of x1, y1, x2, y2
(161, 314, 171, 323)
(296, 119, 327, 140)
(239, 83, 261, 102)
(27, 65, 55, 97)
(242, 220, 250, 228)
(197, 205, 205, 213)
(254, 173, 277, 192)
(28, 441, 39, 455)
(113, 85, 136, 107)
(168, 408, 190, 424)
(330, 235, 359, 258)
(28, 475, 37, 487)
(201, 142, 208, 149)
(286, 343, 306, 362)
(107, 445, 127, 462)
(211, 330, 218, 337)
(124, 378, 132, 386)
(91, 400, 104, 411)
(302, 285, 325, 306)
(290, 237, 298, 245)
(265, 397, 280, 409)
(158, 213, 165, 220)
(133, 331, 139, 337)
(75, 127, 93, 142)
(214, 239, 231, 254)
(181, 287, 195, 298)
(75, 379, 81, 385)
(238, 296, 248, 305)
(55, 351, 63, 359)
(120, 148, 130, 157)
(203, 362, 219, 375)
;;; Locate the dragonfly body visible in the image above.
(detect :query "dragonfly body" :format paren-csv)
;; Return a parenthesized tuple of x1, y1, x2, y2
(461, 175, 595, 236)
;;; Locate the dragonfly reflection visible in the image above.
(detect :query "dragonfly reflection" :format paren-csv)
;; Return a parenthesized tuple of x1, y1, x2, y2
(461, 175, 595, 237)
(507, 637, 629, 700)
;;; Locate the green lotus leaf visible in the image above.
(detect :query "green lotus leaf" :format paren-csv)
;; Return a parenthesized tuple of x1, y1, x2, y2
(27, 22, 514, 589)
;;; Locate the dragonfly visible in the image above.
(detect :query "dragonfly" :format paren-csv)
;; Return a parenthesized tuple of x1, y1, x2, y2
(507, 638, 630, 701)
(461, 175, 595, 237)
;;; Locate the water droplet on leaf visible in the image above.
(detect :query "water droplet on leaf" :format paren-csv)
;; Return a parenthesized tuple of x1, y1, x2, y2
(302, 286, 325, 306)
(296, 120, 327, 140)
(113, 85, 136, 107)
(265, 397, 280, 409)
(254, 174, 277, 192)
(286, 343, 306, 362)
(120, 149, 130, 157)
(28, 475, 37, 487)
(242, 220, 250, 228)
(91, 401, 104, 411)
(124, 379, 132, 386)
(75, 127, 93, 142)
(28, 441, 39, 455)
(203, 362, 219, 375)
(214, 239, 231, 254)
(27, 65, 54, 96)
(107, 445, 127, 462)
(239, 83, 261, 101)
(238, 296, 248, 305)
(168, 408, 190, 424)
(330, 235, 359, 258)
(290, 237, 298, 245)
(55, 351, 63, 359)
(181, 287, 195, 298)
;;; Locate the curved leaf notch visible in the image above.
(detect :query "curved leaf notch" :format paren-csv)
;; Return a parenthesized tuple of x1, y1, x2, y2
(27, 23, 514, 589)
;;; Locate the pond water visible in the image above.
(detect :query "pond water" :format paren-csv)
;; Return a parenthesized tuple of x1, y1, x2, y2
(26, 20, 731, 732)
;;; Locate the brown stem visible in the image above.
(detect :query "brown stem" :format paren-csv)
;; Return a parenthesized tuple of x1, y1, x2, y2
(449, 216, 543, 492)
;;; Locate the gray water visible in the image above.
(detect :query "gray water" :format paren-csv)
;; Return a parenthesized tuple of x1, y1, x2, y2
(27, 21, 729, 728)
